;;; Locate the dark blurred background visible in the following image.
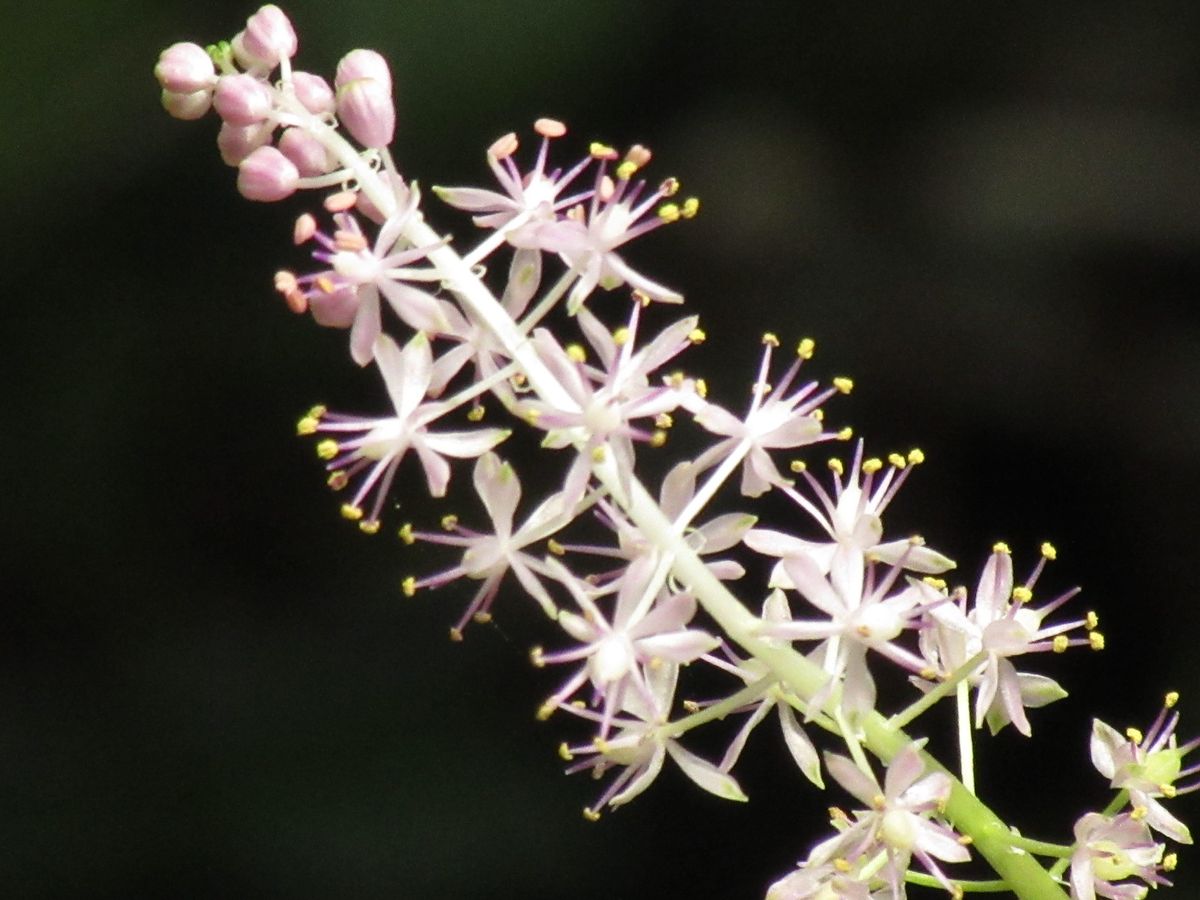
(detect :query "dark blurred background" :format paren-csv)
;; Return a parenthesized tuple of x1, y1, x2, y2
(6, 0, 1200, 896)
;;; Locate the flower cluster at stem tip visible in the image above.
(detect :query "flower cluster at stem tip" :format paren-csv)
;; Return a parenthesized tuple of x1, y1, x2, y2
(158, 7, 1197, 899)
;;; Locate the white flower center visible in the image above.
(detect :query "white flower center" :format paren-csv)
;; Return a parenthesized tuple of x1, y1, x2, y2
(879, 808, 917, 851)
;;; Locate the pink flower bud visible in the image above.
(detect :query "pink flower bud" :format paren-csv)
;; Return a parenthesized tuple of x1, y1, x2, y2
(337, 78, 395, 148)
(237, 145, 299, 202)
(335, 49, 392, 95)
(217, 121, 274, 166)
(240, 4, 298, 67)
(291, 71, 335, 115)
(155, 42, 215, 94)
(278, 127, 334, 176)
(213, 73, 274, 126)
(161, 88, 212, 121)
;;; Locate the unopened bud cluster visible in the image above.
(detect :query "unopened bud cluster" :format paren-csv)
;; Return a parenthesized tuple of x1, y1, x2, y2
(158, 8, 1195, 899)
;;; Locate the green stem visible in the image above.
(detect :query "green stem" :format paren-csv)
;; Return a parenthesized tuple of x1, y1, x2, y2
(905, 871, 1011, 893)
(302, 118, 1070, 900)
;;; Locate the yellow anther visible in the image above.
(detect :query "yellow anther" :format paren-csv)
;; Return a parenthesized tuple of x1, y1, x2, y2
(591, 446, 607, 463)
(327, 470, 349, 490)
(1041, 542, 1057, 560)
(340, 503, 363, 521)
(448, 627, 463, 642)
(828, 458, 844, 476)
(314, 275, 337, 295)
(582, 807, 601, 822)
(1052, 635, 1069, 653)
(547, 538, 566, 556)
(682, 699, 701, 713)
(789, 459, 807, 473)
(870, 793, 886, 811)
(589, 141, 617, 159)
(993, 541, 1011, 555)
(401, 576, 416, 597)
(695, 378, 708, 398)
(612, 326, 631, 346)
(922, 576, 948, 591)
(828, 806, 849, 824)
(536, 702, 554, 721)
(862, 458, 884, 475)
(887, 452, 906, 469)
(836, 426, 853, 441)
(1164, 852, 1178, 872)
(681, 197, 699, 218)
(358, 520, 380, 535)
(812, 408, 824, 422)
(524, 408, 541, 424)
(306, 404, 327, 419)
(398, 523, 415, 545)
(615, 160, 638, 181)
(316, 439, 339, 460)
(650, 430, 667, 448)
(592, 737, 611, 754)
(797, 337, 815, 359)
(762, 332, 780, 347)
(296, 415, 319, 435)
(907, 448, 925, 465)
(467, 405, 485, 422)
(1089, 631, 1106, 651)
(660, 177, 680, 197)
(833, 376, 854, 394)
(557, 742, 573, 761)
(918, 666, 939, 681)
(1166, 691, 1180, 708)
(688, 327, 706, 344)
(833, 857, 851, 874)
(665, 371, 686, 389)
(565, 343, 586, 363)
(1085, 610, 1099, 630)
(657, 203, 680, 223)
(1131, 805, 1147, 821)
(530, 646, 545, 668)
(1162, 784, 1178, 798)
(1126, 727, 1144, 744)
(1012, 586, 1033, 603)
(441, 514, 458, 531)
(654, 413, 673, 429)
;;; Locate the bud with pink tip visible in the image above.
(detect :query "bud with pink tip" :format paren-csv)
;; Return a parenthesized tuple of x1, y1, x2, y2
(155, 42, 215, 94)
(239, 5, 298, 68)
(213, 73, 274, 126)
(218, 121, 275, 167)
(161, 89, 212, 121)
(335, 49, 392, 94)
(291, 71, 335, 115)
(278, 127, 334, 177)
(336, 78, 395, 148)
(237, 145, 299, 201)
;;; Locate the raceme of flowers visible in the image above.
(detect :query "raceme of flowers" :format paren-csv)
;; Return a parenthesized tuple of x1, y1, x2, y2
(157, 8, 1195, 899)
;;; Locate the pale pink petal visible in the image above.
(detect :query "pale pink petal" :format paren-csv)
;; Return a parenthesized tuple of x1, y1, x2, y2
(666, 741, 748, 801)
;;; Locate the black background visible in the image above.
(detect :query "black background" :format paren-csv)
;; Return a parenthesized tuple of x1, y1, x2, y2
(7, 1, 1200, 896)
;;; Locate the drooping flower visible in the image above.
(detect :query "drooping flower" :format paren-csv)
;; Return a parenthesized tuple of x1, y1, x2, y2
(1090, 695, 1199, 844)
(297, 333, 509, 532)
